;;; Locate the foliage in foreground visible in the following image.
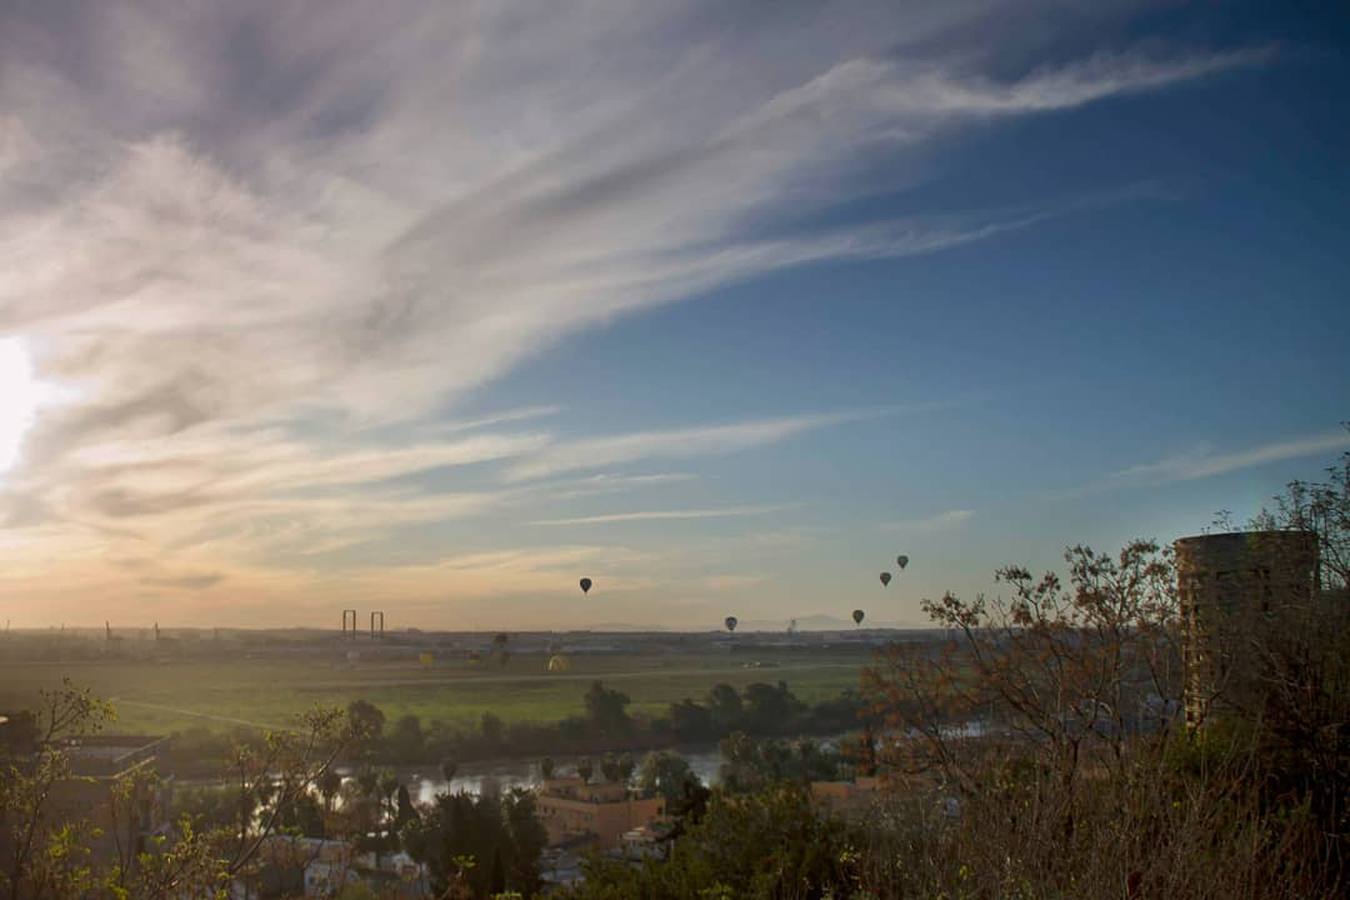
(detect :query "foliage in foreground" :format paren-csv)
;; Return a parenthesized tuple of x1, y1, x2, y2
(571, 477, 1349, 900)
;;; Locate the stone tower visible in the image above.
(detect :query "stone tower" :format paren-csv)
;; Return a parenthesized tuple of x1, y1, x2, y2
(1174, 530, 1319, 729)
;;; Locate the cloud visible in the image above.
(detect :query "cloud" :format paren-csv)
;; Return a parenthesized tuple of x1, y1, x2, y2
(530, 504, 793, 526)
(882, 509, 976, 532)
(141, 572, 226, 591)
(436, 406, 563, 435)
(543, 472, 698, 500)
(1105, 431, 1350, 487)
(0, 0, 1274, 625)
(504, 411, 884, 482)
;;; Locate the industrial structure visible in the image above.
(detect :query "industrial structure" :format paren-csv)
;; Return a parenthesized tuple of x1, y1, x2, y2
(1174, 530, 1319, 729)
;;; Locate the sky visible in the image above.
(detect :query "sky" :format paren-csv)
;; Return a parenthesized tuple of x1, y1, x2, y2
(0, 0, 1346, 631)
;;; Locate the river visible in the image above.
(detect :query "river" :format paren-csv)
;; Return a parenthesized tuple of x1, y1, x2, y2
(384, 743, 727, 804)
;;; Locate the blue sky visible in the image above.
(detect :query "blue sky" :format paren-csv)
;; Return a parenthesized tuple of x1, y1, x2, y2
(0, 1, 1345, 629)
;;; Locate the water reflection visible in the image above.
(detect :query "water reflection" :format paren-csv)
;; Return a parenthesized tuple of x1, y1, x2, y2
(395, 744, 726, 804)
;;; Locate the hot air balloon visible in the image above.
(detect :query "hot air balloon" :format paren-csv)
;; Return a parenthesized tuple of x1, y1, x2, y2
(724, 615, 738, 633)
(896, 555, 909, 570)
(880, 572, 892, 587)
(852, 609, 865, 626)
(547, 654, 572, 673)
(579, 577, 593, 594)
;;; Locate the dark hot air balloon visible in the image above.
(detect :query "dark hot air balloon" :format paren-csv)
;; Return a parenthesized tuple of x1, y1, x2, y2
(724, 615, 738, 633)
(579, 577, 593, 594)
(896, 555, 909, 570)
(852, 609, 865, 625)
(879, 572, 892, 587)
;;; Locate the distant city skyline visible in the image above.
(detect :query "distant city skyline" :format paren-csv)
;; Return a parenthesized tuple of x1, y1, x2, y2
(0, 2, 1346, 630)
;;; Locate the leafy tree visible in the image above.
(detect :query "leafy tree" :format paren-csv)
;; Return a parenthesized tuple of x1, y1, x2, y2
(706, 684, 743, 733)
(583, 681, 632, 736)
(479, 712, 505, 748)
(1, 679, 113, 900)
(741, 681, 805, 734)
(389, 713, 425, 760)
(717, 732, 840, 792)
(1, 686, 374, 899)
(637, 751, 698, 805)
(567, 786, 861, 899)
(576, 758, 594, 784)
(539, 757, 555, 780)
(346, 699, 386, 762)
(403, 789, 546, 898)
(667, 699, 715, 740)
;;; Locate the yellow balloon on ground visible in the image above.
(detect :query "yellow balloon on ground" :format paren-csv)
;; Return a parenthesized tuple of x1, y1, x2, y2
(419, 653, 434, 667)
(547, 654, 572, 673)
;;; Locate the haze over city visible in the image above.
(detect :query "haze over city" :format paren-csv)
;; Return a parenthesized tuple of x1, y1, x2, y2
(0, 1, 1346, 630)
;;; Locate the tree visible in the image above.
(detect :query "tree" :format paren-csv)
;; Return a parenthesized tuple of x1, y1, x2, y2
(403, 788, 546, 898)
(1252, 429, 1350, 590)
(637, 751, 698, 805)
(741, 681, 805, 734)
(668, 699, 715, 740)
(583, 681, 632, 736)
(441, 755, 459, 782)
(395, 784, 419, 831)
(346, 699, 385, 763)
(706, 684, 743, 734)
(866, 541, 1181, 803)
(569, 786, 861, 898)
(1, 687, 375, 900)
(0, 679, 113, 900)
(576, 758, 594, 784)
(479, 712, 505, 748)
(539, 757, 555, 780)
(389, 713, 425, 761)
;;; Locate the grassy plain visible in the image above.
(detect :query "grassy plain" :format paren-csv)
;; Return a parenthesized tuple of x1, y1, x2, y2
(0, 648, 873, 734)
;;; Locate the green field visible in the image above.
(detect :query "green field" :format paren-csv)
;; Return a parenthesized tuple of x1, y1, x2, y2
(0, 650, 872, 735)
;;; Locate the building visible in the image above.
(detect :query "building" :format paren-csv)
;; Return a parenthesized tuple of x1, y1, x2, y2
(535, 777, 666, 850)
(1175, 530, 1319, 729)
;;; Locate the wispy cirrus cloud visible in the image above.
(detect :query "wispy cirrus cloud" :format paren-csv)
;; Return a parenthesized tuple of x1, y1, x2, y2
(1104, 431, 1350, 488)
(504, 411, 887, 482)
(0, 0, 1275, 626)
(530, 504, 793, 527)
(882, 509, 976, 532)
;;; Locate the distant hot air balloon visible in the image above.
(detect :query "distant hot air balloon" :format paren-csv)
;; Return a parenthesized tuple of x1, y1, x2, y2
(852, 609, 865, 626)
(547, 654, 572, 673)
(896, 555, 909, 570)
(880, 572, 892, 587)
(579, 577, 593, 594)
(724, 615, 738, 633)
